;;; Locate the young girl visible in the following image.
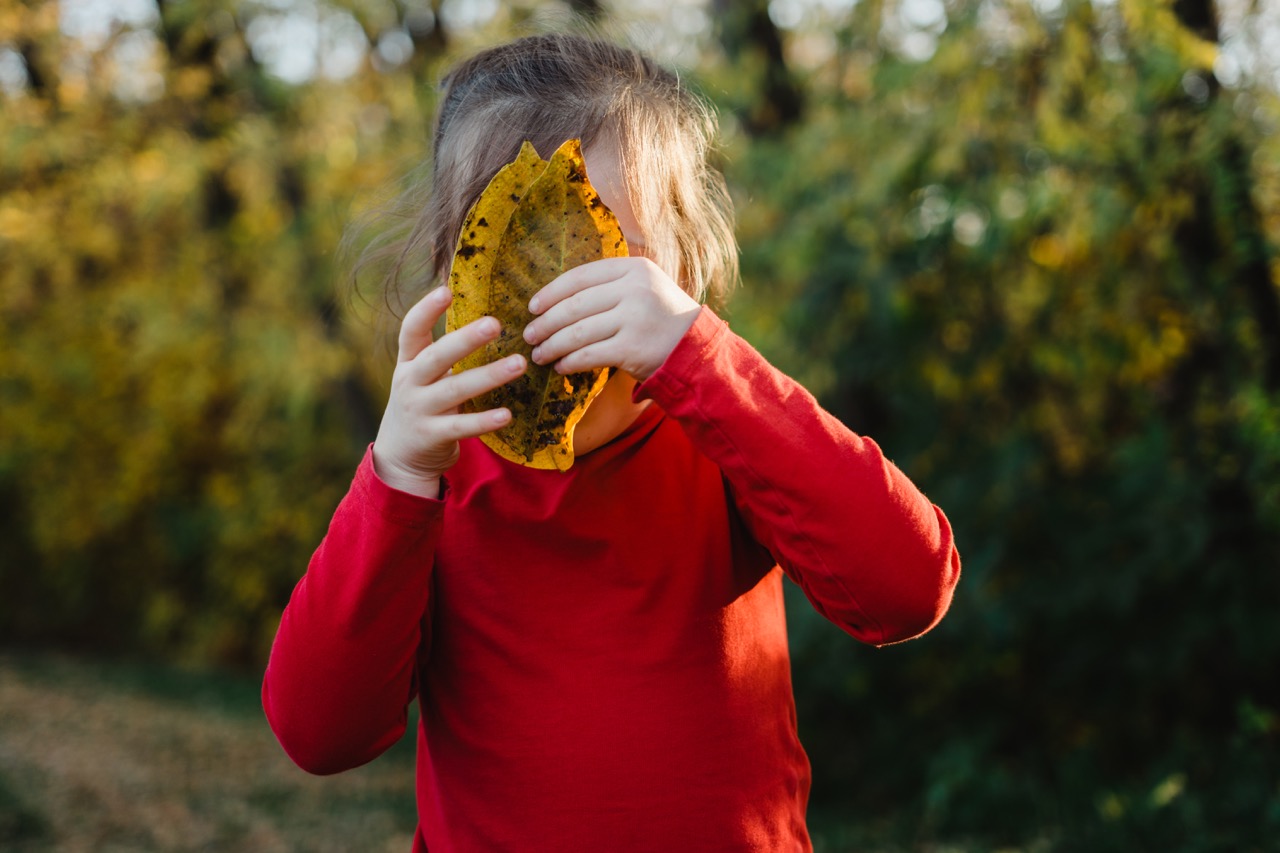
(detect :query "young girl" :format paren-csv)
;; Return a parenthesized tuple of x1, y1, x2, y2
(264, 33, 960, 852)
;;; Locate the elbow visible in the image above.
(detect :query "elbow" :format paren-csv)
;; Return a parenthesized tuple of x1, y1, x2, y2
(802, 538, 962, 647)
(271, 725, 364, 777)
(291, 752, 365, 778)
(262, 676, 403, 776)
(262, 686, 351, 776)
(277, 739, 357, 777)
(873, 536, 961, 646)
(871, 584, 955, 646)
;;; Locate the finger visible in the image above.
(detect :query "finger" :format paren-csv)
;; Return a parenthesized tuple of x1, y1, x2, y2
(409, 316, 501, 384)
(553, 339, 618, 375)
(424, 354, 527, 412)
(523, 284, 620, 346)
(398, 287, 452, 363)
(530, 313, 620, 366)
(429, 408, 514, 442)
(528, 257, 638, 315)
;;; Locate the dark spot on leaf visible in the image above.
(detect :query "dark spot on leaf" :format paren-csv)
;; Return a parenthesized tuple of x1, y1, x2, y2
(477, 217, 489, 227)
(507, 383, 535, 407)
(546, 398, 577, 419)
(457, 244, 479, 260)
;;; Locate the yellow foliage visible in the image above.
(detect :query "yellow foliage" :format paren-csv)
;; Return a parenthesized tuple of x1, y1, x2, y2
(0, 0, 449, 663)
(1120, 0, 1217, 71)
(1029, 235, 1067, 269)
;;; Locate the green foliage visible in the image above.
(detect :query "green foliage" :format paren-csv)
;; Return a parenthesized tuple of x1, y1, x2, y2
(727, 0, 1280, 847)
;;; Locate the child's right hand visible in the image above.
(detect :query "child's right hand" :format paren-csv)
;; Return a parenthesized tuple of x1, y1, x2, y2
(372, 287, 526, 499)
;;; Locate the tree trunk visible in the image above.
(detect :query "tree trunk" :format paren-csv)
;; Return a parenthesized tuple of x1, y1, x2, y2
(711, 0, 803, 135)
(1170, 0, 1280, 391)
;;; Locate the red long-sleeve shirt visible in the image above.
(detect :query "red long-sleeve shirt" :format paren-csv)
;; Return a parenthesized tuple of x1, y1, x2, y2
(263, 307, 960, 852)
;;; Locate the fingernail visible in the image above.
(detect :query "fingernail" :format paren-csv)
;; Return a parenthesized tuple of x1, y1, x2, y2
(530, 346, 543, 363)
(523, 325, 536, 344)
(492, 409, 510, 424)
(507, 354, 525, 371)
(483, 317, 500, 335)
(528, 297, 541, 314)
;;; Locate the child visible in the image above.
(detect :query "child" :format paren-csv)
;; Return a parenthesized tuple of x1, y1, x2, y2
(263, 33, 960, 852)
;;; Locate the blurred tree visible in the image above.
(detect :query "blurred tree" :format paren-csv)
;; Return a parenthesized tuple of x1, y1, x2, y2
(726, 0, 1280, 846)
(712, 0, 805, 134)
(0, 0, 437, 664)
(1165, 0, 1280, 391)
(565, 0, 606, 23)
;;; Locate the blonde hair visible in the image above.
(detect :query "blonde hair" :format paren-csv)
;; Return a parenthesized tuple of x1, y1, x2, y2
(352, 33, 738, 318)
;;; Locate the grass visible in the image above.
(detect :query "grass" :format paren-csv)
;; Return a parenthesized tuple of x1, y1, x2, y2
(0, 650, 418, 852)
(0, 650, 1051, 853)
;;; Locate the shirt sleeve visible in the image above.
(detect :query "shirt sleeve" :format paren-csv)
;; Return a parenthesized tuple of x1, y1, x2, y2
(634, 307, 961, 646)
(261, 444, 443, 774)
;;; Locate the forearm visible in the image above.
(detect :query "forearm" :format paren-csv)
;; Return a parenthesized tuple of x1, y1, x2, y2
(636, 308, 961, 645)
(262, 446, 443, 773)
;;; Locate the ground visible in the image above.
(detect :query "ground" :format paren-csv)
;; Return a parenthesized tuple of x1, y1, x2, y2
(0, 651, 417, 852)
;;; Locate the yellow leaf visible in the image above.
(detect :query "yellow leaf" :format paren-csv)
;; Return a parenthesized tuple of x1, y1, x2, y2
(446, 141, 546, 336)
(446, 138, 628, 470)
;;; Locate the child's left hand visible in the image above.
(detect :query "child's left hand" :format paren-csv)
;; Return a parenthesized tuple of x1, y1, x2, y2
(523, 257, 701, 380)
